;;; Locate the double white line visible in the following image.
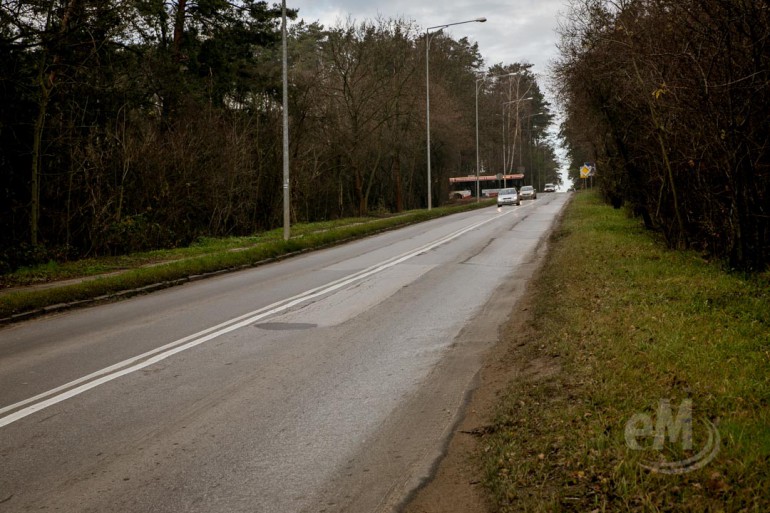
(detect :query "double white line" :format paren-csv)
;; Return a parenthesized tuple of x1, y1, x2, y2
(0, 210, 513, 428)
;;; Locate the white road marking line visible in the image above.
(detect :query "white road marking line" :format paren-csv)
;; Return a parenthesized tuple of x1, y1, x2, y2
(0, 209, 513, 428)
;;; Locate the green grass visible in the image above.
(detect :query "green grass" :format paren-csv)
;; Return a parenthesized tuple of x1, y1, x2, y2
(0, 217, 395, 288)
(481, 191, 770, 512)
(0, 202, 493, 321)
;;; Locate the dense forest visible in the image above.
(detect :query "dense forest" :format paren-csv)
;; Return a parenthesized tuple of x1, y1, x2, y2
(555, 0, 770, 271)
(0, 1, 557, 272)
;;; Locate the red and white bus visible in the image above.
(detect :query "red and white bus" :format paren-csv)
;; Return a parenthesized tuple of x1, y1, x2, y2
(449, 174, 525, 199)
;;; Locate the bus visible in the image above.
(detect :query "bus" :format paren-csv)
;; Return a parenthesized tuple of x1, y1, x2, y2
(449, 174, 525, 199)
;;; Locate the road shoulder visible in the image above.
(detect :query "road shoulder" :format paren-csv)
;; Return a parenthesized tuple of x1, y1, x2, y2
(402, 235, 556, 513)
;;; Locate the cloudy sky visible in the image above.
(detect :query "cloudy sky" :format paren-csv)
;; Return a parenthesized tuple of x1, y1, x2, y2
(288, 0, 569, 82)
(286, 0, 573, 186)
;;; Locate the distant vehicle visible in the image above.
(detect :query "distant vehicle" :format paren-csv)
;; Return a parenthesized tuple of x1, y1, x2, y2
(497, 188, 520, 207)
(544, 183, 556, 192)
(450, 189, 472, 199)
(519, 185, 537, 200)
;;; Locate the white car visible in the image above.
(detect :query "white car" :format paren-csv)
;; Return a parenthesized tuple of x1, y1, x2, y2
(519, 185, 537, 200)
(497, 188, 520, 207)
(544, 183, 556, 192)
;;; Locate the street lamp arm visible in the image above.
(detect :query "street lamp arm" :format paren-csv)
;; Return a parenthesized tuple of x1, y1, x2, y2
(427, 17, 486, 32)
(476, 71, 520, 92)
(477, 70, 520, 79)
(504, 96, 534, 106)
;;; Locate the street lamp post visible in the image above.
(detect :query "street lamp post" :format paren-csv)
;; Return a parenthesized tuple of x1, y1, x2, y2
(281, 0, 290, 241)
(475, 72, 517, 202)
(475, 76, 482, 202)
(426, 17, 485, 210)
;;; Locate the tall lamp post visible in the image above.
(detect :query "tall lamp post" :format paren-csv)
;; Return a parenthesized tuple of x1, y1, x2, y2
(281, 0, 290, 240)
(475, 72, 517, 202)
(426, 17, 486, 210)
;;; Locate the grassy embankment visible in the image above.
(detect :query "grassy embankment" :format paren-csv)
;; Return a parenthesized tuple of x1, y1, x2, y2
(0, 201, 493, 321)
(483, 191, 769, 511)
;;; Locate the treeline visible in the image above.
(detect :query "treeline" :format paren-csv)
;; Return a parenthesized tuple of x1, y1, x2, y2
(0, 1, 557, 272)
(555, 0, 770, 270)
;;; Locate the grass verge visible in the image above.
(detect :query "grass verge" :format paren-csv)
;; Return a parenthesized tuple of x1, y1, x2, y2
(481, 191, 769, 511)
(0, 201, 494, 321)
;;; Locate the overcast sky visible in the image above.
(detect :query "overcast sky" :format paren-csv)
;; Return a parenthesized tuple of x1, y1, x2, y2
(286, 0, 573, 186)
(288, 0, 568, 82)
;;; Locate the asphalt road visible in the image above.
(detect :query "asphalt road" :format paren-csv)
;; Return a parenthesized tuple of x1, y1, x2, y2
(0, 194, 569, 512)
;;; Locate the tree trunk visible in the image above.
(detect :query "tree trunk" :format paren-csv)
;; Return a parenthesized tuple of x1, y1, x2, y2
(393, 155, 403, 212)
(30, 0, 79, 246)
(173, 0, 187, 61)
(30, 78, 48, 246)
(354, 167, 365, 216)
